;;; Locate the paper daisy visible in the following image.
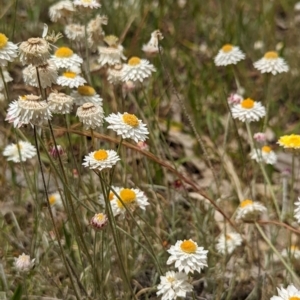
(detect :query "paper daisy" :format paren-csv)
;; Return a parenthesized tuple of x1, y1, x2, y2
(98, 36, 126, 67)
(227, 93, 243, 105)
(0, 68, 13, 90)
(110, 187, 149, 217)
(214, 44, 245, 66)
(73, 0, 101, 9)
(236, 199, 267, 221)
(142, 30, 163, 56)
(107, 64, 124, 84)
(282, 245, 300, 260)
(6, 95, 52, 127)
(71, 85, 103, 106)
(99, 186, 120, 207)
(64, 23, 85, 42)
(253, 51, 289, 75)
(14, 253, 35, 273)
(82, 149, 120, 171)
(278, 134, 300, 150)
(167, 239, 208, 274)
(253, 132, 267, 143)
(250, 146, 277, 165)
(295, 198, 300, 223)
(87, 14, 107, 49)
(105, 112, 149, 142)
(57, 69, 86, 88)
(49, 0, 75, 23)
(76, 102, 104, 129)
(51, 47, 83, 69)
(49, 144, 65, 159)
(0, 33, 18, 66)
(48, 91, 74, 114)
(49, 192, 63, 209)
(23, 60, 58, 88)
(3, 141, 36, 163)
(19, 37, 51, 66)
(122, 56, 156, 82)
(90, 213, 108, 230)
(156, 271, 193, 300)
(231, 98, 266, 122)
(270, 284, 300, 300)
(216, 232, 242, 255)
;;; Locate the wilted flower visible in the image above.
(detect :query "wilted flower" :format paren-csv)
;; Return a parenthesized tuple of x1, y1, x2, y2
(14, 253, 35, 272)
(214, 44, 245, 66)
(253, 51, 289, 75)
(64, 23, 85, 42)
(216, 232, 243, 255)
(0, 33, 18, 66)
(156, 271, 193, 300)
(236, 199, 267, 221)
(167, 239, 208, 274)
(107, 64, 124, 84)
(49, 0, 75, 23)
(3, 141, 36, 163)
(48, 91, 74, 114)
(231, 98, 266, 122)
(142, 30, 163, 56)
(76, 102, 104, 129)
(87, 14, 108, 49)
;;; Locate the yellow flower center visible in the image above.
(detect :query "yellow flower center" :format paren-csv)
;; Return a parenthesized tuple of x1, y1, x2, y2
(291, 245, 299, 251)
(83, 0, 92, 3)
(240, 199, 253, 208)
(225, 235, 232, 240)
(0, 33, 8, 49)
(109, 192, 115, 201)
(262, 146, 271, 153)
(17, 143, 23, 150)
(180, 240, 197, 253)
(167, 276, 175, 283)
(241, 98, 254, 109)
(122, 113, 139, 127)
(128, 57, 141, 66)
(63, 71, 77, 78)
(95, 213, 105, 221)
(77, 85, 96, 96)
(116, 189, 137, 208)
(49, 195, 56, 205)
(289, 297, 300, 300)
(222, 44, 233, 53)
(94, 149, 108, 161)
(264, 51, 278, 59)
(278, 134, 300, 149)
(55, 47, 74, 58)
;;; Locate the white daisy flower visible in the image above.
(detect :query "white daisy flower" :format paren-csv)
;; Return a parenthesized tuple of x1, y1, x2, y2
(57, 70, 86, 88)
(214, 44, 245, 66)
(64, 23, 85, 42)
(90, 213, 108, 230)
(105, 112, 149, 143)
(253, 51, 289, 75)
(3, 141, 36, 163)
(51, 46, 83, 69)
(281, 245, 300, 260)
(156, 271, 193, 300)
(0, 68, 13, 90)
(166, 239, 208, 274)
(294, 198, 300, 223)
(73, 0, 101, 9)
(49, 192, 63, 209)
(110, 187, 149, 217)
(236, 199, 267, 221)
(107, 64, 124, 84)
(122, 56, 156, 82)
(231, 98, 266, 122)
(250, 146, 277, 165)
(22, 60, 58, 88)
(19, 37, 51, 66)
(216, 232, 242, 255)
(0, 33, 18, 66)
(142, 30, 163, 56)
(14, 253, 35, 273)
(48, 91, 74, 114)
(5, 95, 52, 127)
(71, 85, 103, 106)
(82, 149, 120, 171)
(270, 284, 300, 300)
(98, 36, 126, 67)
(99, 186, 120, 207)
(49, 0, 75, 23)
(76, 102, 104, 130)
